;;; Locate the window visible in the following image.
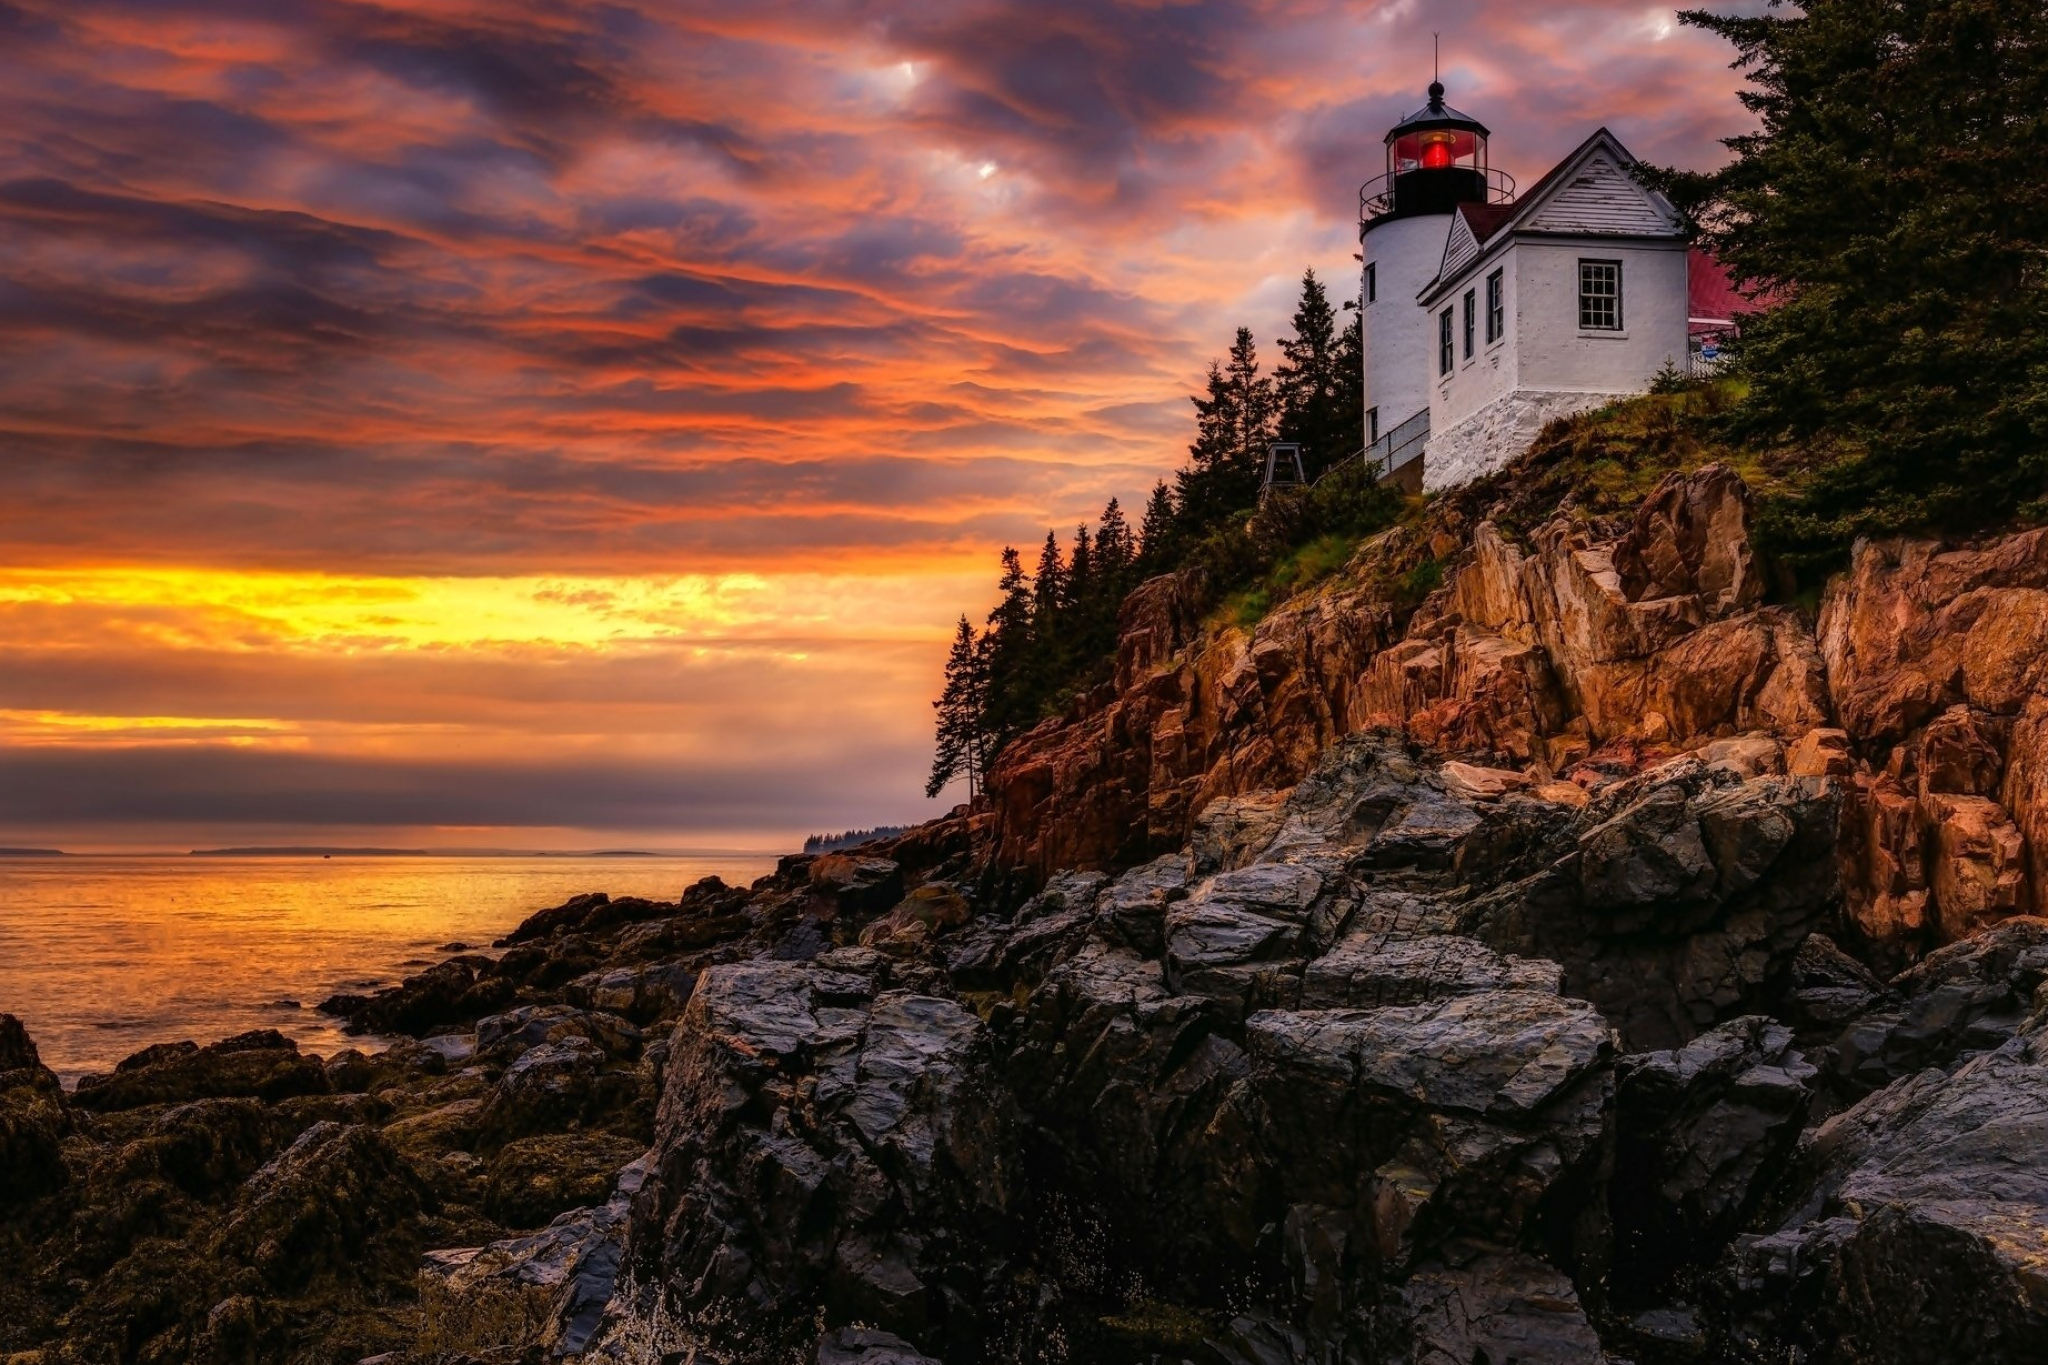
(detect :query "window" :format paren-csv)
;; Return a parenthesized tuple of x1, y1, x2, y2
(1461, 289, 1476, 360)
(1438, 310, 1454, 376)
(1367, 407, 1379, 443)
(1579, 260, 1621, 330)
(1364, 262, 1376, 304)
(1486, 269, 1504, 343)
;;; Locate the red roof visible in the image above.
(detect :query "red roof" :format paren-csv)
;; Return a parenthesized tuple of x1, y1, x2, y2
(1457, 201, 1514, 244)
(1688, 248, 1781, 333)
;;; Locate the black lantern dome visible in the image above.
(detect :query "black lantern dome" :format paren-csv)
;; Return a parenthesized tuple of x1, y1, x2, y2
(1360, 81, 1510, 225)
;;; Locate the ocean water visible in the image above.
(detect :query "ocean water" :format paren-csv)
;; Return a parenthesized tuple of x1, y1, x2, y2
(0, 853, 781, 1082)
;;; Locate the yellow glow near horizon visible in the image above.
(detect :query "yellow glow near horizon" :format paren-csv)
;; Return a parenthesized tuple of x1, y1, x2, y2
(0, 566, 984, 652)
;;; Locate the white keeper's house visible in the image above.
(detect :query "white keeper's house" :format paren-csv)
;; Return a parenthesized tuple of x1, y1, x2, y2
(1358, 81, 1705, 491)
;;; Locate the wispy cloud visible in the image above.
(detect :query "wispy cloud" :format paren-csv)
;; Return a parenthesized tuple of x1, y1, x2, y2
(0, 0, 1748, 845)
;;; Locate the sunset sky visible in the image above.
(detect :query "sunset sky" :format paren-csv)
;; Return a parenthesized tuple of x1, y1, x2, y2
(0, 0, 1752, 852)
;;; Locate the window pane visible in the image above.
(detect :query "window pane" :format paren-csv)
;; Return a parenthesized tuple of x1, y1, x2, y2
(1462, 290, 1475, 358)
(1579, 261, 1620, 329)
(1438, 310, 1453, 375)
(1486, 270, 1503, 342)
(1365, 263, 1376, 303)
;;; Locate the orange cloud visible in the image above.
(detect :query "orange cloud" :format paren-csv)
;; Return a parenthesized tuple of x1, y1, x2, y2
(0, 0, 1752, 846)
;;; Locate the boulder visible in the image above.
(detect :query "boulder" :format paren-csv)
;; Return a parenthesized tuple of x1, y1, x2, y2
(1164, 862, 1331, 1004)
(318, 956, 511, 1036)
(477, 1035, 636, 1146)
(1923, 793, 2029, 941)
(1234, 992, 1613, 1268)
(808, 855, 905, 917)
(1826, 916, 2048, 1096)
(1468, 765, 1842, 1049)
(1610, 1016, 1816, 1301)
(0, 1014, 70, 1207)
(427, 1157, 651, 1358)
(484, 1131, 646, 1229)
(566, 959, 701, 1025)
(71, 1030, 329, 1113)
(816, 1326, 945, 1365)
(1610, 464, 1761, 613)
(211, 1121, 429, 1298)
(1395, 1248, 1610, 1365)
(1717, 1029, 2048, 1362)
(859, 884, 973, 954)
(475, 1003, 642, 1065)
(626, 963, 1014, 1360)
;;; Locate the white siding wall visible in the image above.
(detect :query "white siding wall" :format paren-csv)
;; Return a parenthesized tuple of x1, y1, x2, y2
(1421, 237, 1688, 490)
(1427, 251, 1520, 434)
(1513, 239, 1688, 393)
(1361, 212, 1455, 445)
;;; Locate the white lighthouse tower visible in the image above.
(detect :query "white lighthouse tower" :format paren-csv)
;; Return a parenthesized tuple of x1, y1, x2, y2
(1358, 81, 1510, 475)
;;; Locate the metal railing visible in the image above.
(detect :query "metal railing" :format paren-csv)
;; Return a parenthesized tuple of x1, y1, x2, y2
(1358, 167, 1516, 223)
(1362, 408, 1431, 480)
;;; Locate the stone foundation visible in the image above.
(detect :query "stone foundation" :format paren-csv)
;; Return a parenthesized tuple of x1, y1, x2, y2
(1423, 389, 1632, 491)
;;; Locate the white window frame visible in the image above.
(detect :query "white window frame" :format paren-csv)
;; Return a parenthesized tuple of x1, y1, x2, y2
(1461, 289, 1476, 361)
(1578, 259, 1622, 331)
(1485, 269, 1504, 344)
(1364, 262, 1377, 304)
(1438, 309, 1454, 376)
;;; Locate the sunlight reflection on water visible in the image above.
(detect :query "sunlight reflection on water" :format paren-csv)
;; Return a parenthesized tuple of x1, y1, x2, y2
(0, 853, 778, 1081)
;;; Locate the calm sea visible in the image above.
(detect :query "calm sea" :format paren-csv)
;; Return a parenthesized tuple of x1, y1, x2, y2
(0, 853, 780, 1082)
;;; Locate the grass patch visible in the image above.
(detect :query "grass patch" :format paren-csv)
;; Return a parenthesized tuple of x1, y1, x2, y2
(1391, 556, 1443, 611)
(414, 1273, 555, 1356)
(1446, 378, 1806, 543)
(1099, 1298, 1220, 1351)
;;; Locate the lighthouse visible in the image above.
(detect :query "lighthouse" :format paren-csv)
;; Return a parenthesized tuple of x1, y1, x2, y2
(1355, 79, 1694, 490)
(1358, 80, 1511, 471)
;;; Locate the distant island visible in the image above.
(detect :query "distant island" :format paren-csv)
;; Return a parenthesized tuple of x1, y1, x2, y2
(187, 846, 659, 858)
(0, 847, 66, 857)
(803, 826, 911, 853)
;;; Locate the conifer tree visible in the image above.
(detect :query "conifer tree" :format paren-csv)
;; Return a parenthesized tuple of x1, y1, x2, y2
(1095, 498, 1134, 586)
(1334, 305, 1365, 453)
(1224, 326, 1278, 473)
(1136, 480, 1178, 573)
(926, 615, 988, 800)
(1177, 329, 1276, 533)
(1275, 270, 1344, 474)
(1651, 0, 2048, 567)
(1031, 531, 1065, 628)
(979, 546, 1035, 743)
(1178, 360, 1240, 529)
(1064, 524, 1093, 615)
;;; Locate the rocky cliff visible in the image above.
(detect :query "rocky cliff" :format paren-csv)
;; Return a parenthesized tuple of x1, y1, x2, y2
(3, 456, 2046, 1364)
(985, 462, 2045, 974)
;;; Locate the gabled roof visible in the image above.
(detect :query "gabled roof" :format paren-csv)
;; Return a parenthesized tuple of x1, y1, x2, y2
(1418, 127, 1686, 304)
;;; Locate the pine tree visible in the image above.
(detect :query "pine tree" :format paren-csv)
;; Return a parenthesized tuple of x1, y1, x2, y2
(1064, 524, 1093, 615)
(1651, 0, 2048, 569)
(1031, 531, 1065, 628)
(1176, 328, 1277, 534)
(1136, 480, 1178, 573)
(1334, 305, 1365, 455)
(980, 546, 1036, 744)
(1178, 360, 1241, 529)
(926, 615, 988, 800)
(1275, 270, 1344, 475)
(1095, 497, 1134, 586)
(1224, 326, 1278, 478)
